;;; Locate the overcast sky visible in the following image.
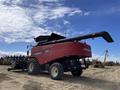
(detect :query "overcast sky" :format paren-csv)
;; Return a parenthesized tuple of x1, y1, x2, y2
(0, 0, 119, 61)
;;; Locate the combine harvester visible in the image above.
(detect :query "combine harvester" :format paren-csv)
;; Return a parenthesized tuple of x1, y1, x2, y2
(8, 31, 114, 80)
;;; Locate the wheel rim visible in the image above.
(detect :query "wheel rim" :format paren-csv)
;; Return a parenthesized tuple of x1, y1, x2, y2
(51, 66, 59, 77)
(11, 61, 16, 68)
(29, 63, 34, 72)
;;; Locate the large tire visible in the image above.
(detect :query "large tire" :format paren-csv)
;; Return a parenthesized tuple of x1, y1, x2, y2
(27, 59, 40, 75)
(49, 63, 64, 80)
(71, 69, 83, 77)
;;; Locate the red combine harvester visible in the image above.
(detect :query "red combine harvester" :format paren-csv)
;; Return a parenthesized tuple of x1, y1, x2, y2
(8, 31, 114, 80)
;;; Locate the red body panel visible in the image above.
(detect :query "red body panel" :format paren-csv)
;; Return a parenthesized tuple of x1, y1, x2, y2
(31, 42, 91, 64)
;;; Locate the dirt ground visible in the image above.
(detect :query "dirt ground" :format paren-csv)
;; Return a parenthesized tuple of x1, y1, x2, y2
(0, 65, 120, 90)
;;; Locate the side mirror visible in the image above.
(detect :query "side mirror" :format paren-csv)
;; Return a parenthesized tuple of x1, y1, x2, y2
(27, 44, 32, 49)
(27, 45, 29, 49)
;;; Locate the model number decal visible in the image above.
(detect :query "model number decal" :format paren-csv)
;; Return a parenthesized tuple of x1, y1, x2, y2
(33, 49, 50, 56)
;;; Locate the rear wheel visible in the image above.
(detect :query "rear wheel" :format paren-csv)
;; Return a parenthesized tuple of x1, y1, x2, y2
(28, 59, 40, 75)
(71, 69, 83, 77)
(49, 63, 63, 80)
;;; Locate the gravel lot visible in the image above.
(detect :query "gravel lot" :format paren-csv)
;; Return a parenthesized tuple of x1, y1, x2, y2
(0, 65, 120, 90)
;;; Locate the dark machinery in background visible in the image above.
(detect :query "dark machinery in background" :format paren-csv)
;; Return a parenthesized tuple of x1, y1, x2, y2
(7, 56, 28, 71)
(92, 50, 109, 68)
(8, 31, 114, 80)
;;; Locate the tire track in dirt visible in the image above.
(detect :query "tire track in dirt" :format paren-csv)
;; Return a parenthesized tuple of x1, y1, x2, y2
(0, 73, 12, 83)
(23, 80, 53, 90)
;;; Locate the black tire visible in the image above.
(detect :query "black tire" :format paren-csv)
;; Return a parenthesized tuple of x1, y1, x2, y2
(27, 59, 40, 75)
(71, 69, 83, 77)
(49, 63, 64, 80)
(7, 68, 11, 71)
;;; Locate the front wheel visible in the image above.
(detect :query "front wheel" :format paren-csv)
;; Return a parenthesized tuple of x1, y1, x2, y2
(71, 69, 83, 77)
(27, 59, 40, 75)
(11, 61, 17, 68)
(49, 63, 64, 80)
